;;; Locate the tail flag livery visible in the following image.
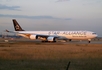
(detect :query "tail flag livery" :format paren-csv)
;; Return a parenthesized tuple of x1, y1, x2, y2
(12, 19, 24, 31)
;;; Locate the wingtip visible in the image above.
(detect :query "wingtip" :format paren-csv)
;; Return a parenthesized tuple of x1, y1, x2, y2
(5, 29, 9, 32)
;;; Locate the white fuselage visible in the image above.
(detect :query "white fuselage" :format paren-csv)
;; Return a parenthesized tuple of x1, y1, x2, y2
(17, 31, 97, 40)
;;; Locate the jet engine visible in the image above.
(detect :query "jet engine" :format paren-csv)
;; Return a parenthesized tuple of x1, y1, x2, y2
(47, 37, 56, 42)
(29, 35, 38, 39)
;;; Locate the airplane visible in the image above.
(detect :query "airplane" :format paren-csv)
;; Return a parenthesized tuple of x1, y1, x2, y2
(6, 19, 98, 43)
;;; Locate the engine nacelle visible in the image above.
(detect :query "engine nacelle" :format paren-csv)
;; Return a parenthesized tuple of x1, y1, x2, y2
(47, 37, 55, 42)
(29, 35, 38, 39)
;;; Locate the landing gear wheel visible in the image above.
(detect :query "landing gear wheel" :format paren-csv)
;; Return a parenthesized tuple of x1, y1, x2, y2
(69, 39, 72, 42)
(88, 41, 90, 43)
(53, 41, 56, 43)
(88, 39, 91, 43)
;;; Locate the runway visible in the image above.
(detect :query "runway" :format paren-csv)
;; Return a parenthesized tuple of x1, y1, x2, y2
(0, 38, 102, 44)
(64, 40, 102, 44)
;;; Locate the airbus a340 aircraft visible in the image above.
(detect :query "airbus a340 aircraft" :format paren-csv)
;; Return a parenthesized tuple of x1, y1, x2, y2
(6, 19, 98, 43)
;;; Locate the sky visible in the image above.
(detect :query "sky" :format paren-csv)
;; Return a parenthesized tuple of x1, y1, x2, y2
(0, 0, 102, 36)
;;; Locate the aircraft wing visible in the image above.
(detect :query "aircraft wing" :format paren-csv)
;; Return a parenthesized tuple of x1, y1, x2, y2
(5, 30, 15, 33)
(19, 32, 63, 38)
(19, 32, 68, 40)
(6, 30, 68, 41)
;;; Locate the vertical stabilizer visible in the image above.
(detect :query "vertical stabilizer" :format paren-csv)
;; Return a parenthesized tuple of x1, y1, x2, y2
(12, 19, 24, 31)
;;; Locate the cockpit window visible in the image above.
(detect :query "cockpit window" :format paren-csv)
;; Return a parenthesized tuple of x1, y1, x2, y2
(92, 33, 97, 35)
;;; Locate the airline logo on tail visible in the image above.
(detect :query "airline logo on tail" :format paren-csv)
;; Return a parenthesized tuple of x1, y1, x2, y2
(13, 19, 24, 31)
(15, 25, 20, 30)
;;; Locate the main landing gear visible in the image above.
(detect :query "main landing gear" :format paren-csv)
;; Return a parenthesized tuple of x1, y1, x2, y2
(65, 39, 72, 42)
(69, 39, 72, 42)
(41, 40, 56, 43)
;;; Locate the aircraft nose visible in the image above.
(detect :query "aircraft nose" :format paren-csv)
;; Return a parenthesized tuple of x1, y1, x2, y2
(95, 34, 98, 37)
(92, 32, 98, 38)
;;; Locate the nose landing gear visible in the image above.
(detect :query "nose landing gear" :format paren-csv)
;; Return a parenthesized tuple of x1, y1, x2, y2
(88, 39, 91, 43)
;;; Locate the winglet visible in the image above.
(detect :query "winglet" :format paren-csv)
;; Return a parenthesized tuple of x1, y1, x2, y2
(12, 19, 25, 31)
(5, 29, 9, 32)
(5, 29, 15, 33)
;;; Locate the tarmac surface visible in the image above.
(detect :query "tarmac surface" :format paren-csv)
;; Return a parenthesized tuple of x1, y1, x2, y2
(0, 38, 102, 44)
(65, 40, 102, 44)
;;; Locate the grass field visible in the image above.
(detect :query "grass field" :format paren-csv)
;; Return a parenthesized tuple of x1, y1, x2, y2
(0, 43, 102, 70)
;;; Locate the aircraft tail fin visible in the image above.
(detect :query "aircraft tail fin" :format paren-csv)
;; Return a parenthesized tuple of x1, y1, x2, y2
(12, 19, 24, 31)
